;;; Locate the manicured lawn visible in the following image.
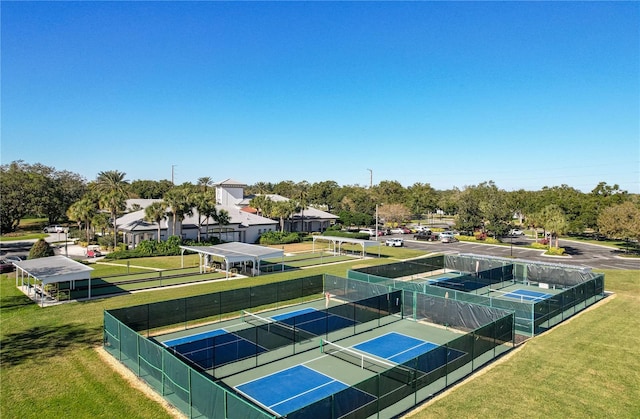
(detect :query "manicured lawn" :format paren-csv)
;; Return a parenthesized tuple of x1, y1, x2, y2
(0, 233, 48, 242)
(410, 270, 640, 418)
(1, 247, 637, 418)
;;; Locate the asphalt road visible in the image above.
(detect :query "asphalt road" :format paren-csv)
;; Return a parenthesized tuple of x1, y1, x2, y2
(3, 234, 639, 271)
(387, 234, 640, 271)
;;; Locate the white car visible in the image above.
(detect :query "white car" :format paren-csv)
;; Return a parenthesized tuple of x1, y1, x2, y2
(43, 225, 64, 233)
(439, 232, 457, 243)
(385, 238, 404, 247)
(509, 229, 524, 236)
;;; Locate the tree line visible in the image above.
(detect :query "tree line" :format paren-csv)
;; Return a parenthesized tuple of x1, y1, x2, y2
(1, 161, 638, 243)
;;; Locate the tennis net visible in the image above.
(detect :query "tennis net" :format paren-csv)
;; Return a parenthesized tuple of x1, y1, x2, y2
(321, 339, 414, 384)
(242, 310, 317, 341)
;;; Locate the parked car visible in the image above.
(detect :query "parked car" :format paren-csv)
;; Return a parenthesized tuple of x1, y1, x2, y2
(509, 229, 524, 236)
(385, 238, 404, 247)
(0, 259, 15, 273)
(43, 225, 64, 233)
(4, 255, 23, 263)
(390, 227, 411, 234)
(413, 231, 439, 241)
(440, 232, 457, 243)
(359, 229, 383, 237)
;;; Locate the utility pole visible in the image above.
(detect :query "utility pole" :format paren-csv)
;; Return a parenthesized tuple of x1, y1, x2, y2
(367, 169, 378, 240)
(171, 165, 176, 185)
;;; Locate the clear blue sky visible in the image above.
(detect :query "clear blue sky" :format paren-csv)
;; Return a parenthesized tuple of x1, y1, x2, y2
(2, 1, 639, 193)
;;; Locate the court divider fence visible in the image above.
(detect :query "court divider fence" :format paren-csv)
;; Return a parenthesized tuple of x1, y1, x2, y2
(104, 275, 324, 419)
(276, 275, 515, 419)
(347, 254, 606, 336)
(103, 272, 516, 419)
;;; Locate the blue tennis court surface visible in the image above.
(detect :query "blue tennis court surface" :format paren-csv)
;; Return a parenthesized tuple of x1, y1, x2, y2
(501, 289, 552, 302)
(163, 328, 227, 347)
(354, 332, 466, 374)
(272, 307, 356, 336)
(236, 365, 375, 417)
(162, 328, 267, 369)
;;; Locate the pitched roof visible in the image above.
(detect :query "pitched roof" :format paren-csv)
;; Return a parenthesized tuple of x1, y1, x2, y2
(213, 178, 247, 187)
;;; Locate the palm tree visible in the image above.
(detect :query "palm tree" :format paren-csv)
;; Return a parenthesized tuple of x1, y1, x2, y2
(67, 197, 98, 242)
(144, 202, 168, 243)
(93, 170, 129, 249)
(163, 187, 194, 238)
(294, 181, 310, 232)
(214, 209, 231, 241)
(272, 201, 297, 232)
(197, 177, 213, 192)
(249, 195, 273, 217)
(192, 190, 216, 242)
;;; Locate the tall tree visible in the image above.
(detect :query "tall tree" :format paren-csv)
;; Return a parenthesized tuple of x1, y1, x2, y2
(378, 203, 411, 226)
(309, 180, 341, 212)
(0, 161, 36, 233)
(197, 177, 213, 192)
(129, 179, 172, 199)
(192, 190, 216, 242)
(273, 180, 296, 198)
(93, 170, 129, 248)
(249, 195, 273, 217)
(67, 196, 98, 242)
(214, 209, 231, 241)
(374, 180, 406, 205)
(272, 200, 297, 232)
(539, 204, 568, 247)
(163, 186, 194, 237)
(406, 182, 437, 220)
(144, 201, 169, 243)
(597, 201, 640, 242)
(293, 181, 310, 232)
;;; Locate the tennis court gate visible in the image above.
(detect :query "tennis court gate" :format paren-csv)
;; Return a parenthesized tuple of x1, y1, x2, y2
(348, 254, 606, 336)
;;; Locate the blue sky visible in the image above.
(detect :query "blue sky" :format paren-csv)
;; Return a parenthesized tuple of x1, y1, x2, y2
(2, 1, 638, 193)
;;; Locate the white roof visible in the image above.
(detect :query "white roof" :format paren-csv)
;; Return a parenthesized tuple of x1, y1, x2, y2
(12, 256, 93, 284)
(180, 243, 283, 264)
(116, 205, 277, 232)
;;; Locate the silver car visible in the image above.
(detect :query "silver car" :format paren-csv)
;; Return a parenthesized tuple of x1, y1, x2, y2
(439, 232, 457, 243)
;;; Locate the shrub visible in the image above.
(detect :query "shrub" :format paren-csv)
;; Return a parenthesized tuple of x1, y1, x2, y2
(485, 237, 500, 244)
(259, 231, 302, 245)
(322, 230, 371, 240)
(530, 242, 548, 250)
(28, 239, 55, 259)
(546, 247, 566, 256)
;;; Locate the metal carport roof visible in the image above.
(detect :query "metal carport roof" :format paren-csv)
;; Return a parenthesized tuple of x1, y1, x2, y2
(13, 256, 94, 307)
(311, 236, 381, 258)
(179, 243, 284, 278)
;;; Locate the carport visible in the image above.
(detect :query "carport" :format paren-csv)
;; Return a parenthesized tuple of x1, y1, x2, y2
(312, 236, 381, 258)
(179, 243, 285, 278)
(13, 256, 94, 307)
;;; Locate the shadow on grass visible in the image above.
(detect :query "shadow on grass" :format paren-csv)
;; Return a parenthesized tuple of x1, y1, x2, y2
(0, 323, 102, 367)
(1, 294, 34, 311)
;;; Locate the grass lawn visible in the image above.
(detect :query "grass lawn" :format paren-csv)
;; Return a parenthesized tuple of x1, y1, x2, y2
(1, 247, 637, 418)
(409, 269, 640, 418)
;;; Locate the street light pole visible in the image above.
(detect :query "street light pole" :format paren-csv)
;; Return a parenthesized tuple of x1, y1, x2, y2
(64, 228, 69, 258)
(510, 234, 513, 257)
(366, 169, 378, 240)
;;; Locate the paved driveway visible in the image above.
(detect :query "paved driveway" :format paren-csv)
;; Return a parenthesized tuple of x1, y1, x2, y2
(399, 236, 640, 271)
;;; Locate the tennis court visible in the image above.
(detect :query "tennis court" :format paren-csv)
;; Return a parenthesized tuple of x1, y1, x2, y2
(222, 312, 480, 418)
(236, 364, 375, 417)
(159, 305, 359, 370)
(496, 288, 553, 302)
(349, 332, 467, 374)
